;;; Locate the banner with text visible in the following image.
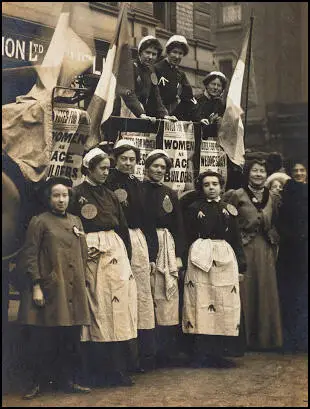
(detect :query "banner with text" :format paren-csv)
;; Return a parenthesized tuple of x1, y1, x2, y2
(163, 121, 195, 193)
(199, 139, 227, 181)
(48, 107, 91, 186)
(121, 131, 157, 181)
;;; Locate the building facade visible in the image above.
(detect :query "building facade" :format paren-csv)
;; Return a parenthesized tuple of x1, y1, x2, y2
(211, 2, 308, 164)
(2, 2, 216, 101)
(2, 2, 308, 163)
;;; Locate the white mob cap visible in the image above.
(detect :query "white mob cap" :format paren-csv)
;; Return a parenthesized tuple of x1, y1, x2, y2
(138, 35, 157, 53)
(113, 139, 137, 150)
(83, 147, 107, 168)
(165, 35, 189, 54)
(146, 149, 170, 161)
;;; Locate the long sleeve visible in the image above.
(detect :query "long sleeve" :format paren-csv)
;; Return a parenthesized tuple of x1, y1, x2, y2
(152, 84, 169, 118)
(228, 218, 247, 274)
(121, 89, 145, 118)
(170, 190, 186, 258)
(21, 216, 43, 284)
(115, 199, 132, 261)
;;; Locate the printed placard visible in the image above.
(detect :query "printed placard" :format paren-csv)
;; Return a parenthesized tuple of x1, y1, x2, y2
(199, 139, 227, 181)
(121, 132, 157, 181)
(47, 107, 90, 186)
(163, 121, 195, 193)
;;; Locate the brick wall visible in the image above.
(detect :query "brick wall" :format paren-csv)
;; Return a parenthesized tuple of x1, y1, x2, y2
(176, 2, 194, 39)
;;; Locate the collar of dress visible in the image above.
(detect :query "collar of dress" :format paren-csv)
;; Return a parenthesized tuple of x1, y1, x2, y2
(206, 197, 221, 203)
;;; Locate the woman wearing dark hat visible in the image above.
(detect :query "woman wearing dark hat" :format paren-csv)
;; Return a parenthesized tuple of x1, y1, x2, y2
(182, 171, 246, 368)
(276, 161, 308, 353)
(223, 158, 283, 351)
(105, 140, 156, 371)
(18, 176, 91, 399)
(194, 71, 228, 138)
(154, 35, 197, 121)
(70, 147, 138, 387)
(142, 149, 186, 366)
(121, 35, 176, 121)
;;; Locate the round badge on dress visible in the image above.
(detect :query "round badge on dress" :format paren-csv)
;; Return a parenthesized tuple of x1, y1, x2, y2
(81, 204, 98, 219)
(162, 195, 173, 213)
(151, 72, 158, 85)
(226, 204, 238, 216)
(114, 188, 128, 203)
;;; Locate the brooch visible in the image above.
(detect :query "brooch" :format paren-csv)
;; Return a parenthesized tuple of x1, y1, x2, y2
(197, 211, 206, 219)
(114, 188, 128, 203)
(226, 204, 238, 216)
(81, 204, 98, 220)
(162, 195, 173, 213)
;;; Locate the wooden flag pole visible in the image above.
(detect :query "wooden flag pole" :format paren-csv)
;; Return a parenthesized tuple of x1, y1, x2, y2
(244, 11, 254, 139)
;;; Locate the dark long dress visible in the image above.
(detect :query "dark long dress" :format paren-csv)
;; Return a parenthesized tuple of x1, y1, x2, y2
(226, 187, 283, 350)
(276, 179, 308, 352)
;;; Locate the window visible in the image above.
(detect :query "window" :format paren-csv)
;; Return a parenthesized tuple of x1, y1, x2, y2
(222, 4, 242, 25)
(153, 2, 176, 32)
(219, 59, 233, 81)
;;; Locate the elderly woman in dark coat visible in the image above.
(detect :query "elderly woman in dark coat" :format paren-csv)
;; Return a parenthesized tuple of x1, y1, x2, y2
(142, 149, 186, 365)
(277, 161, 308, 353)
(70, 147, 138, 387)
(18, 176, 91, 399)
(182, 171, 246, 368)
(223, 158, 283, 350)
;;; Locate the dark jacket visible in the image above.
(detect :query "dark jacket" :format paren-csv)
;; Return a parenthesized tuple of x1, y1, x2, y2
(193, 93, 226, 138)
(184, 198, 247, 273)
(18, 212, 90, 327)
(121, 59, 168, 119)
(141, 180, 186, 261)
(154, 58, 197, 120)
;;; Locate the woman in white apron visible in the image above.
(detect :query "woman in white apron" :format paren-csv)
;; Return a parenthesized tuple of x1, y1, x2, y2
(71, 148, 138, 387)
(106, 140, 156, 371)
(142, 149, 186, 367)
(183, 171, 246, 368)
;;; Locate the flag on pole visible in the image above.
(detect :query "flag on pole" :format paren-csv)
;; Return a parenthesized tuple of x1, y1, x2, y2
(86, 2, 134, 148)
(242, 51, 258, 109)
(34, 2, 94, 91)
(218, 29, 250, 167)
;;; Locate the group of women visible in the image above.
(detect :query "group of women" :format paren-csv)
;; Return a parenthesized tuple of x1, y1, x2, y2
(16, 34, 307, 400)
(17, 135, 308, 399)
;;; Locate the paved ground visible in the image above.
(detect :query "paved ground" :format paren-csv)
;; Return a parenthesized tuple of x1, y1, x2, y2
(2, 352, 308, 407)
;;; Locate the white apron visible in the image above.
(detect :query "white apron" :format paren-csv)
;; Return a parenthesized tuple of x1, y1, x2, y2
(129, 228, 155, 330)
(81, 230, 138, 342)
(182, 239, 240, 336)
(151, 228, 179, 326)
